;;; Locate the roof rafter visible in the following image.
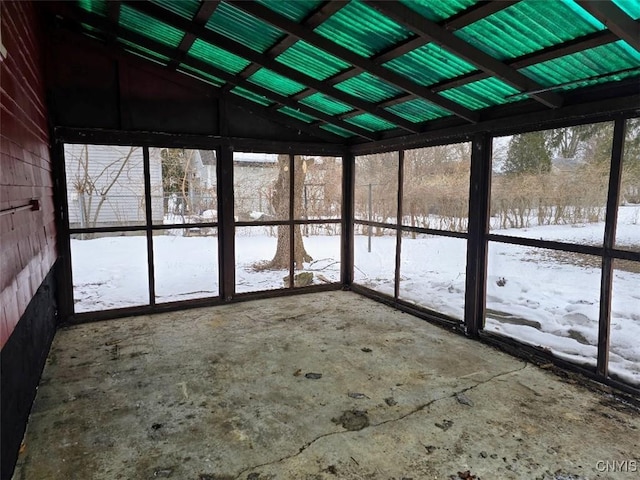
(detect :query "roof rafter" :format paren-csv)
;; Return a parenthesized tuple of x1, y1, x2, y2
(374, 27, 626, 111)
(365, 0, 565, 109)
(228, 0, 480, 123)
(105, 1, 121, 45)
(575, 0, 640, 52)
(286, 1, 519, 105)
(221, 1, 349, 94)
(167, 1, 220, 71)
(49, 3, 373, 142)
(121, 0, 420, 134)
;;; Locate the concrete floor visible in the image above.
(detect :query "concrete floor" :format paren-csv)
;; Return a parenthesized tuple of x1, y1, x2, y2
(13, 291, 639, 480)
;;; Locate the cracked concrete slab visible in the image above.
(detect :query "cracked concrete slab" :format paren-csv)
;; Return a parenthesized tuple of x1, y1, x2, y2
(13, 291, 639, 480)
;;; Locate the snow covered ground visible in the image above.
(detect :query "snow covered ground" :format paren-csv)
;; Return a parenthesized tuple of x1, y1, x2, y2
(70, 206, 639, 385)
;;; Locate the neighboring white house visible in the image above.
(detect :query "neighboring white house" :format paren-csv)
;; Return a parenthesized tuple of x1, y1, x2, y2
(64, 144, 163, 228)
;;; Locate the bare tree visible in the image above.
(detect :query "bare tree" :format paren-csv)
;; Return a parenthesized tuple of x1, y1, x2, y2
(68, 145, 142, 234)
(263, 154, 312, 270)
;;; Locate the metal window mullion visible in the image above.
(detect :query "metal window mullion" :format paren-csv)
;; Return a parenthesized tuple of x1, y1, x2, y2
(289, 154, 295, 289)
(464, 133, 492, 337)
(395, 150, 404, 300)
(52, 140, 75, 320)
(342, 152, 355, 287)
(218, 145, 235, 301)
(597, 117, 626, 377)
(142, 146, 156, 306)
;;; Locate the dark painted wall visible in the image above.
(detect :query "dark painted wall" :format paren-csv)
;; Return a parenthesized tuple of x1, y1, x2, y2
(1, 2, 59, 478)
(1, 266, 58, 480)
(46, 28, 328, 143)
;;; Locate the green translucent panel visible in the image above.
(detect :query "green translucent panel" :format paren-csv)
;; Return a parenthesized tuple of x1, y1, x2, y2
(257, 0, 324, 22)
(400, 0, 476, 22)
(345, 113, 396, 132)
(247, 68, 307, 96)
(384, 43, 475, 87)
(277, 106, 318, 123)
(613, 0, 640, 19)
(334, 72, 403, 103)
(320, 124, 354, 138)
(206, 2, 284, 53)
(299, 93, 354, 116)
(455, 0, 605, 61)
(119, 4, 184, 48)
(520, 41, 640, 91)
(276, 41, 350, 81)
(78, 0, 107, 17)
(188, 39, 251, 74)
(178, 65, 226, 87)
(440, 78, 520, 110)
(150, 0, 200, 20)
(119, 39, 171, 64)
(315, 0, 412, 57)
(386, 98, 450, 123)
(230, 87, 273, 107)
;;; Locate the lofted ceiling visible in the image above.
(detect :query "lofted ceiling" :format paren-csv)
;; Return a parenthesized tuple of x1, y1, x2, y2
(43, 0, 640, 145)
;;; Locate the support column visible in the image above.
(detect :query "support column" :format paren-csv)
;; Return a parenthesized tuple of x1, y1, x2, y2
(464, 133, 492, 336)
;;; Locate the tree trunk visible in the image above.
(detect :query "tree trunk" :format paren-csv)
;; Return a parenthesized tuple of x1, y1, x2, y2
(264, 155, 312, 270)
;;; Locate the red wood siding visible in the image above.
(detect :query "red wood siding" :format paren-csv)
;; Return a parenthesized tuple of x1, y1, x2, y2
(1, 1, 56, 348)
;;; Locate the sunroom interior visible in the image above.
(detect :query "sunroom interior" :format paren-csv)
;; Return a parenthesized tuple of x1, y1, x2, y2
(1, 0, 639, 478)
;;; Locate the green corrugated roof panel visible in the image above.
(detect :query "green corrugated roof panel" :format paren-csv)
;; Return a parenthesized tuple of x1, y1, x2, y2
(119, 4, 184, 48)
(78, 0, 108, 17)
(345, 113, 397, 132)
(334, 72, 404, 102)
(230, 86, 274, 107)
(206, 2, 284, 53)
(277, 106, 319, 123)
(613, 0, 640, 19)
(276, 41, 350, 81)
(455, 0, 605, 61)
(383, 43, 476, 87)
(257, 0, 324, 22)
(178, 65, 226, 87)
(299, 93, 354, 116)
(247, 68, 307, 96)
(150, 0, 200, 20)
(385, 98, 450, 123)
(520, 41, 640, 91)
(440, 78, 520, 110)
(188, 39, 251, 74)
(119, 39, 171, 64)
(320, 124, 354, 138)
(314, 0, 412, 57)
(400, 0, 476, 22)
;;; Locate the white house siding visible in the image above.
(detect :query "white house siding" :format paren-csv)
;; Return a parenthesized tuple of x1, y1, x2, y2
(64, 144, 163, 228)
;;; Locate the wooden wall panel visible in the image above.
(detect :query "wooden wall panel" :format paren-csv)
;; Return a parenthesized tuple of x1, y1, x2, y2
(0, 0, 57, 348)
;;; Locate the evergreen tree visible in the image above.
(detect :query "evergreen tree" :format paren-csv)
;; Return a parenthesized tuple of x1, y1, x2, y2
(504, 131, 552, 175)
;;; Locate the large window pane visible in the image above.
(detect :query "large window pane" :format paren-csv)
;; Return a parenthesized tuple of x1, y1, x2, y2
(150, 148, 217, 226)
(402, 143, 471, 232)
(610, 259, 640, 386)
(153, 228, 218, 303)
(294, 156, 342, 220)
(354, 226, 396, 296)
(399, 234, 466, 321)
(65, 144, 146, 229)
(71, 232, 149, 312)
(484, 242, 601, 369)
(234, 152, 287, 221)
(235, 225, 289, 293)
(615, 118, 640, 252)
(295, 224, 341, 287)
(490, 123, 613, 244)
(354, 152, 398, 222)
